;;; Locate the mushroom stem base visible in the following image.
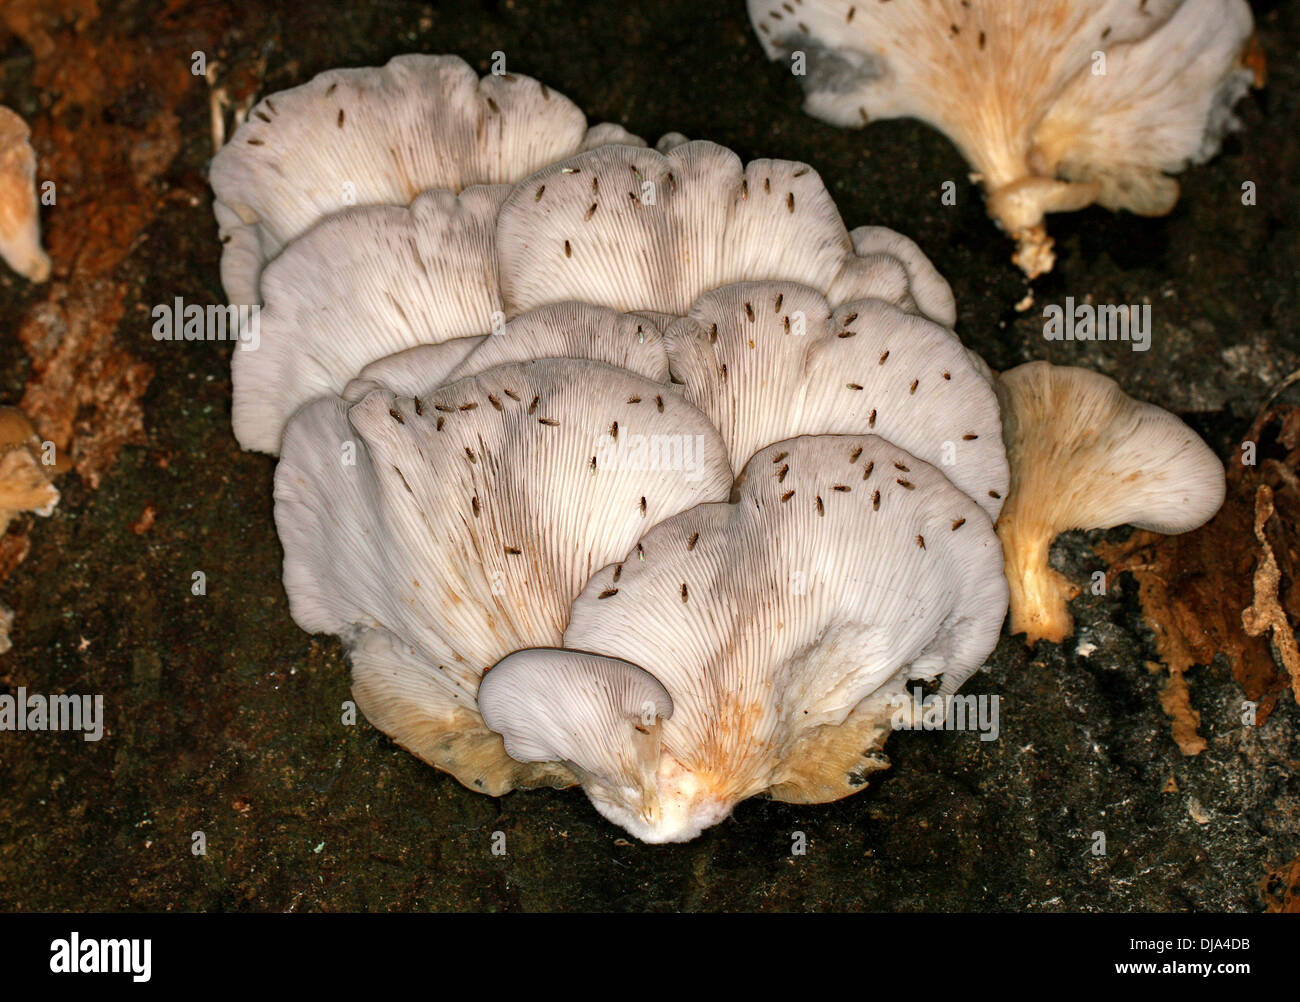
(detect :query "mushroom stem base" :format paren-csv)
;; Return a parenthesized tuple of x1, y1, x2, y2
(986, 175, 1100, 279)
(1001, 529, 1081, 646)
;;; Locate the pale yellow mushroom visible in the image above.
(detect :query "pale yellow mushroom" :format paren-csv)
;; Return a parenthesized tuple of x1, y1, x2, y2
(0, 107, 51, 283)
(0, 406, 60, 655)
(0, 406, 59, 532)
(996, 361, 1224, 644)
(749, 0, 1258, 277)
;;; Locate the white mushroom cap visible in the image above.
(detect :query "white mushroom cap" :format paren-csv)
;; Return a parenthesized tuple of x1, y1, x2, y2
(664, 282, 1007, 518)
(996, 360, 1226, 644)
(342, 304, 669, 404)
(210, 54, 644, 304)
(479, 649, 673, 816)
(342, 341, 487, 404)
(580, 123, 648, 151)
(0, 107, 50, 283)
(274, 358, 732, 793)
(440, 302, 669, 385)
(519, 434, 1008, 842)
(749, 0, 1256, 276)
(846, 226, 956, 328)
(655, 132, 691, 154)
(233, 185, 506, 454)
(496, 139, 931, 319)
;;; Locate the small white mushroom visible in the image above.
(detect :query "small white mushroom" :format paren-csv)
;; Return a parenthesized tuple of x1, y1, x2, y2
(440, 302, 669, 386)
(664, 281, 1007, 518)
(210, 54, 645, 304)
(996, 360, 1225, 645)
(654, 132, 691, 154)
(0, 107, 50, 283)
(274, 358, 732, 793)
(488, 434, 1007, 842)
(497, 139, 941, 321)
(845, 226, 956, 329)
(233, 186, 507, 454)
(479, 649, 674, 819)
(580, 122, 648, 151)
(748, 0, 1258, 277)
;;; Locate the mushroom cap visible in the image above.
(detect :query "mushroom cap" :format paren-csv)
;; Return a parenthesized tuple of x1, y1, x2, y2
(342, 341, 488, 404)
(655, 132, 691, 154)
(664, 281, 1007, 519)
(274, 358, 732, 793)
(233, 185, 507, 454)
(479, 648, 674, 813)
(439, 302, 669, 386)
(749, 0, 1255, 274)
(996, 360, 1226, 643)
(847, 226, 956, 329)
(0, 106, 51, 283)
(488, 434, 1007, 842)
(341, 303, 669, 403)
(998, 361, 1225, 535)
(1032, 0, 1256, 215)
(497, 139, 937, 321)
(210, 54, 644, 304)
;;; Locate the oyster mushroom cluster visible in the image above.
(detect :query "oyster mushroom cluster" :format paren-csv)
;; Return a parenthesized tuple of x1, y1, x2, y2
(748, 0, 1260, 277)
(211, 54, 1225, 842)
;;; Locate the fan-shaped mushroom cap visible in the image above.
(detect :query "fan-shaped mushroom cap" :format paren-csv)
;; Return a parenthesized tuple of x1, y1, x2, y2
(440, 303, 668, 386)
(233, 186, 507, 454)
(274, 358, 732, 793)
(0, 107, 50, 283)
(847, 226, 956, 329)
(210, 54, 644, 304)
(479, 649, 674, 816)
(341, 304, 669, 405)
(232, 160, 673, 456)
(996, 361, 1225, 645)
(497, 139, 941, 321)
(486, 434, 1006, 842)
(342, 342, 488, 404)
(749, 0, 1256, 276)
(664, 282, 1007, 518)
(655, 132, 691, 154)
(580, 123, 647, 150)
